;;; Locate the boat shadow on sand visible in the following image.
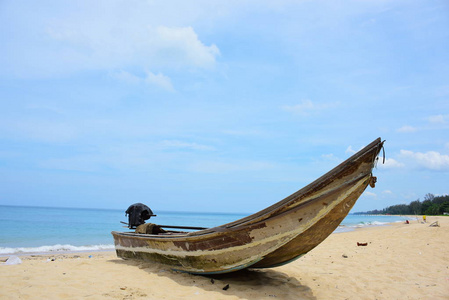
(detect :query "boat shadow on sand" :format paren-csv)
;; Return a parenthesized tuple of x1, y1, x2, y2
(110, 258, 316, 299)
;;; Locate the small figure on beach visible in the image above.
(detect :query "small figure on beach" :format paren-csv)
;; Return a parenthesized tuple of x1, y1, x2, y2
(405, 220, 409, 224)
(423, 215, 426, 223)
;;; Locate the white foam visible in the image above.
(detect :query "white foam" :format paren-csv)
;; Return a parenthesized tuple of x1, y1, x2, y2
(355, 221, 390, 227)
(334, 220, 392, 233)
(0, 244, 115, 255)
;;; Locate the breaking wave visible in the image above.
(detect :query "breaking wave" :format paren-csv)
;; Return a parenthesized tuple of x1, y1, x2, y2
(0, 244, 115, 255)
(334, 220, 403, 233)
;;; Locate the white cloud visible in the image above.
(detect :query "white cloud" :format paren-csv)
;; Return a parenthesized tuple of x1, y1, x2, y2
(364, 191, 377, 198)
(379, 150, 449, 171)
(397, 125, 417, 133)
(346, 145, 366, 154)
(283, 99, 314, 114)
(428, 114, 448, 124)
(110, 70, 142, 85)
(190, 160, 274, 173)
(378, 158, 404, 169)
(145, 71, 175, 92)
(321, 153, 343, 164)
(399, 150, 449, 171)
(382, 190, 393, 194)
(152, 26, 220, 69)
(282, 100, 339, 115)
(345, 146, 356, 154)
(435, 193, 449, 197)
(110, 70, 174, 91)
(7, 10, 221, 78)
(159, 140, 215, 151)
(222, 129, 263, 137)
(49, 24, 220, 71)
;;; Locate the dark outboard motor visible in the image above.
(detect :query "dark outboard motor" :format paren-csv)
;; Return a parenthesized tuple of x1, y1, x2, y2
(125, 203, 156, 229)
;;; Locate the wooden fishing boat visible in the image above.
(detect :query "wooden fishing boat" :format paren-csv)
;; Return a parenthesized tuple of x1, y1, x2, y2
(112, 138, 384, 274)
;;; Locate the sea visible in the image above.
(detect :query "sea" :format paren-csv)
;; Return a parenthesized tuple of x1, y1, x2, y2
(0, 205, 409, 256)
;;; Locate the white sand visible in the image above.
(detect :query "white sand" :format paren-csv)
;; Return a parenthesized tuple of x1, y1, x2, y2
(1, 216, 448, 299)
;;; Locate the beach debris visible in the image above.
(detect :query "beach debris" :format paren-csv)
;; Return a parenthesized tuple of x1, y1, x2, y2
(3, 255, 22, 265)
(120, 287, 127, 290)
(342, 254, 348, 258)
(357, 242, 368, 246)
(210, 278, 215, 284)
(223, 284, 230, 290)
(429, 221, 440, 227)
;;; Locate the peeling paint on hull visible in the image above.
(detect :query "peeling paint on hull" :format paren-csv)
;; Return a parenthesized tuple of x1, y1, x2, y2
(112, 138, 384, 274)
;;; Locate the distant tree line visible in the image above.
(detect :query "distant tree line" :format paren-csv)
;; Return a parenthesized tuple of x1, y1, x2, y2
(356, 193, 449, 215)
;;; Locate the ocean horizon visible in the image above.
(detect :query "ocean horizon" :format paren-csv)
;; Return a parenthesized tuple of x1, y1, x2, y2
(0, 205, 409, 255)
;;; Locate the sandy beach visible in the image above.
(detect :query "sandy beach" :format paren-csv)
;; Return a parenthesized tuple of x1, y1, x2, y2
(1, 216, 448, 300)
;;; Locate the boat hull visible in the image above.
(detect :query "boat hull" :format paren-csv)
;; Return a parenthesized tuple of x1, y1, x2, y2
(112, 138, 384, 274)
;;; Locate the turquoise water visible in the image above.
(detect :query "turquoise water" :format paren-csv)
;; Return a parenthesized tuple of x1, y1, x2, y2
(0, 205, 407, 255)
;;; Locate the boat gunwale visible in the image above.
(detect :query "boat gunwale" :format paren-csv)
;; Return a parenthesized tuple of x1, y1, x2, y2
(219, 137, 383, 228)
(113, 138, 382, 239)
(112, 170, 372, 242)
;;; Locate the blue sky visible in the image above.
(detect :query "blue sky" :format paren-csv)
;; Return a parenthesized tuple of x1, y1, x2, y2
(1, 0, 448, 214)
